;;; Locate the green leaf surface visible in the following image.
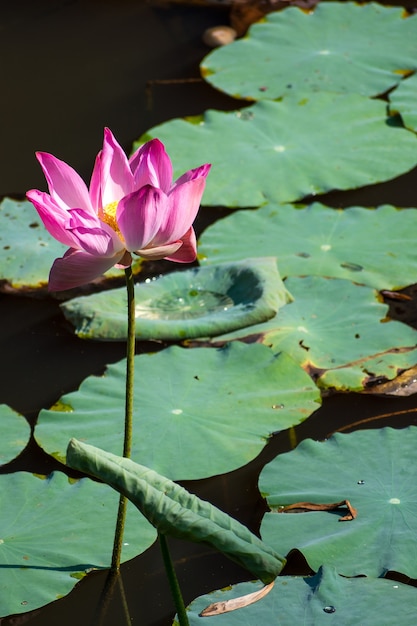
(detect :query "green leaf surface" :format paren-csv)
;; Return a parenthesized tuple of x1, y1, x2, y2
(0, 405, 30, 465)
(136, 96, 417, 207)
(210, 276, 417, 391)
(0, 471, 156, 616)
(60, 258, 290, 341)
(181, 565, 417, 625)
(199, 203, 417, 290)
(389, 73, 417, 132)
(201, 3, 417, 100)
(35, 343, 320, 480)
(0, 198, 142, 293)
(259, 427, 417, 577)
(67, 439, 285, 584)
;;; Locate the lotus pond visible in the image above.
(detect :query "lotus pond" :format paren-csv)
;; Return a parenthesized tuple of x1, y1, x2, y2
(2, 0, 417, 624)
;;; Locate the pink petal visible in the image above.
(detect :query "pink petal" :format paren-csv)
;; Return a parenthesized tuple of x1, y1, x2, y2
(26, 189, 81, 248)
(96, 128, 134, 207)
(89, 151, 103, 212)
(164, 227, 197, 263)
(35, 152, 93, 213)
(156, 177, 206, 244)
(136, 241, 182, 261)
(49, 248, 126, 291)
(171, 163, 211, 189)
(117, 185, 165, 252)
(130, 139, 173, 193)
(67, 208, 124, 257)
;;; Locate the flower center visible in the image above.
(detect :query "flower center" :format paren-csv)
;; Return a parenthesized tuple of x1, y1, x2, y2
(101, 201, 124, 241)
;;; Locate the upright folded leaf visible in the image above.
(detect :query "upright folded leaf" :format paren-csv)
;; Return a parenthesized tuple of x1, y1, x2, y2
(67, 439, 285, 583)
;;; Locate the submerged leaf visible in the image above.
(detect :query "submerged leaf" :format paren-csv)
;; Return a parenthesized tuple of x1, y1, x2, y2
(182, 565, 417, 624)
(60, 258, 290, 341)
(35, 343, 320, 480)
(66, 439, 285, 583)
(0, 472, 156, 616)
(201, 3, 417, 100)
(260, 427, 417, 577)
(136, 96, 417, 207)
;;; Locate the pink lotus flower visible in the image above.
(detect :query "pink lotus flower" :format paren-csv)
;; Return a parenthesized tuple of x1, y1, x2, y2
(27, 128, 210, 291)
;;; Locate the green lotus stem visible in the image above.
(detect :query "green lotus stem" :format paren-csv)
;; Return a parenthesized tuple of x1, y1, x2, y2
(111, 266, 136, 573)
(159, 532, 190, 626)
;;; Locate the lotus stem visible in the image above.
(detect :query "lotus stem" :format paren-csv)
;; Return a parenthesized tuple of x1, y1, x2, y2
(159, 532, 190, 626)
(111, 265, 136, 573)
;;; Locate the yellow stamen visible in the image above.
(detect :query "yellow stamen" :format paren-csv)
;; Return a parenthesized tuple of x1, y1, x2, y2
(101, 201, 124, 241)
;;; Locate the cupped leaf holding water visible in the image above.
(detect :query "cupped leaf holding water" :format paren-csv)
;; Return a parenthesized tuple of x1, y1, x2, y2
(201, 3, 417, 101)
(208, 276, 417, 392)
(60, 258, 290, 341)
(0, 404, 30, 465)
(35, 342, 320, 480)
(0, 198, 143, 293)
(180, 565, 417, 624)
(0, 471, 156, 616)
(136, 97, 417, 208)
(200, 203, 417, 291)
(67, 439, 285, 584)
(389, 72, 417, 133)
(260, 427, 417, 578)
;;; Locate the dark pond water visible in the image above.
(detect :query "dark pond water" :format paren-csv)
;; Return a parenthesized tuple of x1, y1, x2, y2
(2, 0, 417, 624)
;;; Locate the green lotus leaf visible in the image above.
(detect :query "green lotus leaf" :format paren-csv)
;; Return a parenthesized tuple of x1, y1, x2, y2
(0, 471, 156, 616)
(181, 565, 417, 625)
(35, 343, 320, 480)
(209, 276, 417, 392)
(0, 405, 30, 465)
(259, 427, 417, 577)
(0, 198, 142, 293)
(67, 439, 285, 584)
(389, 72, 417, 133)
(60, 258, 290, 341)
(201, 3, 417, 100)
(199, 203, 417, 291)
(136, 96, 417, 208)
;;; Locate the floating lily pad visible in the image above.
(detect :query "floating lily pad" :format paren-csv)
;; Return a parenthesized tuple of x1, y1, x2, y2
(199, 203, 417, 290)
(60, 258, 290, 341)
(0, 471, 156, 616)
(182, 566, 417, 624)
(389, 72, 417, 133)
(259, 427, 417, 577)
(0, 198, 142, 293)
(137, 97, 417, 207)
(209, 276, 417, 392)
(67, 439, 285, 584)
(319, 347, 417, 392)
(35, 343, 320, 480)
(0, 405, 30, 465)
(201, 3, 417, 100)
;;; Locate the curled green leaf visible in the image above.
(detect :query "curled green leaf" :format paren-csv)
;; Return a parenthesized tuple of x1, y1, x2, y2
(66, 439, 285, 583)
